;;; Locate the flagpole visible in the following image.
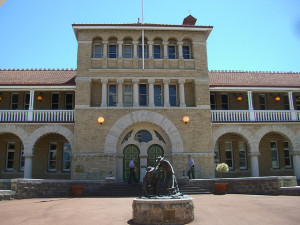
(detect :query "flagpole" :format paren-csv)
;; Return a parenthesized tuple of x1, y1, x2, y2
(142, 0, 145, 70)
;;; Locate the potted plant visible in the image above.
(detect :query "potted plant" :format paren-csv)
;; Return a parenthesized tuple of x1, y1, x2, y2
(71, 165, 84, 197)
(215, 163, 229, 195)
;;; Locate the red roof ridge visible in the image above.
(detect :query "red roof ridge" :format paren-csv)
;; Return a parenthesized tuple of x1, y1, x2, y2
(209, 70, 300, 74)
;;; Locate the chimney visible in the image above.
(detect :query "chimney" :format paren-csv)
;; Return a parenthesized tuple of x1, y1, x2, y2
(183, 15, 197, 25)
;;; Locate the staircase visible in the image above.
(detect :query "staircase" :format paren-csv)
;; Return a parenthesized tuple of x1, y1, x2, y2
(179, 184, 212, 195)
(0, 190, 16, 201)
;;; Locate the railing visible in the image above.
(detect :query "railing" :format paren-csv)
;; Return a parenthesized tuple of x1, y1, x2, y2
(211, 110, 299, 122)
(0, 110, 74, 122)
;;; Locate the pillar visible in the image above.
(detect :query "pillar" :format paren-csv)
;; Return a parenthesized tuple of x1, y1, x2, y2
(292, 152, 300, 179)
(101, 79, 108, 107)
(133, 79, 139, 107)
(179, 79, 186, 107)
(148, 79, 155, 107)
(249, 152, 260, 177)
(103, 41, 108, 58)
(117, 79, 123, 107)
(288, 92, 297, 121)
(177, 41, 183, 59)
(148, 41, 154, 58)
(133, 41, 138, 58)
(163, 41, 168, 58)
(248, 91, 255, 121)
(163, 79, 170, 107)
(24, 153, 33, 179)
(117, 41, 123, 58)
(28, 90, 35, 121)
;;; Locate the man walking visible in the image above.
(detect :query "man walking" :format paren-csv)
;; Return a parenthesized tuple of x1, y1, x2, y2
(187, 155, 195, 179)
(128, 157, 138, 184)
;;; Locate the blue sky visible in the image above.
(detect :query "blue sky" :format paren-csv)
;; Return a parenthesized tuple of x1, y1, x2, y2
(0, 0, 299, 72)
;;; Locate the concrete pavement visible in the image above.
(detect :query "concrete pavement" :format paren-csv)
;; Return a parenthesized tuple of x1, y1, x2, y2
(0, 194, 300, 225)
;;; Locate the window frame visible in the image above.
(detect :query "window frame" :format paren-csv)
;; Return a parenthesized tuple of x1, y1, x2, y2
(182, 45, 191, 59)
(51, 93, 59, 110)
(123, 83, 133, 107)
(283, 141, 292, 169)
(65, 93, 74, 110)
(48, 142, 57, 172)
(6, 142, 15, 171)
(210, 94, 216, 110)
(270, 141, 279, 169)
(93, 44, 103, 58)
(169, 84, 177, 107)
(154, 84, 163, 107)
(225, 141, 234, 169)
(62, 143, 71, 172)
(283, 94, 290, 110)
(238, 142, 247, 170)
(108, 84, 117, 107)
(138, 44, 148, 58)
(11, 93, 19, 110)
(24, 93, 30, 110)
(123, 44, 133, 58)
(153, 45, 162, 59)
(221, 93, 229, 110)
(139, 83, 148, 106)
(109, 44, 117, 58)
(259, 94, 267, 110)
(168, 45, 176, 59)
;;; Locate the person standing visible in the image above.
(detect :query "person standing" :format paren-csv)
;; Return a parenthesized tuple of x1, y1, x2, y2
(128, 157, 138, 184)
(187, 155, 195, 179)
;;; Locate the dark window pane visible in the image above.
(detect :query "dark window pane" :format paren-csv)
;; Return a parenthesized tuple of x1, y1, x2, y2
(109, 45, 117, 58)
(168, 46, 176, 59)
(24, 93, 30, 110)
(134, 130, 152, 143)
(154, 45, 161, 59)
(183, 46, 190, 59)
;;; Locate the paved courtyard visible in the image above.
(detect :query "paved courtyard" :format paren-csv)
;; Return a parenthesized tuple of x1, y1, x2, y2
(0, 194, 300, 225)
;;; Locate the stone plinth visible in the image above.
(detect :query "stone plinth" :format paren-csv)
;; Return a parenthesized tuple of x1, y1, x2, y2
(132, 197, 194, 224)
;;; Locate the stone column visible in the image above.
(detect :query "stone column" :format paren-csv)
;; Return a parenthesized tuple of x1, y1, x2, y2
(28, 90, 35, 121)
(292, 152, 300, 179)
(288, 92, 297, 121)
(117, 79, 124, 107)
(247, 91, 255, 121)
(178, 79, 186, 107)
(101, 78, 108, 107)
(103, 40, 108, 58)
(148, 41, 154, 58)
(177, 41, 184, 59)
(249, 152, 260, 177)
(117, 41, 123, 58)
(163, 79, 170, 107)
(133, 41, 138, 58)
(163, 41, 168, 58)
(148, 79, 155, 107)
(24, 153, 33, 179)
(133, 79, 139, 107)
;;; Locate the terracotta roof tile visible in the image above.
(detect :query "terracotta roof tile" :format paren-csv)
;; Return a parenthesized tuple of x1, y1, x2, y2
(0, 69, 76, 86)
(209, 70, 300, 88)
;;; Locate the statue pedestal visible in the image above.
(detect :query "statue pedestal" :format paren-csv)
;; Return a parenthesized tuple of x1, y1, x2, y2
(132, 197, 194, 224)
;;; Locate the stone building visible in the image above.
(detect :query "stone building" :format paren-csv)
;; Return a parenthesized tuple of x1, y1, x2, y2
(0, 16, 300, 182)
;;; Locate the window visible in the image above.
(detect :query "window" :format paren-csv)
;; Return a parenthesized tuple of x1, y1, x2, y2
(11, 93, 19, 110)
(65, 93, 73, 110)
(221, 94, 229, 110)
(154, 131, 165, 144)
(6, 142, 15, 171)
(259, 94, 267, 110)
(283, 95, 290, 110)
(122, 130, 133, 144)
(296, 96, 300, 110)
(139, 84, 147, 106)
(138, 45, 148, 58)
(168, 45, 176, 59)
(48, 143, 57, 172)
(154, 45, 161, 59)
(24, 93, 30, 110)
(154, 85, 162, 106)
(52, 93, 59, 110)
(123, 84, 133, 107)
(169, 85, 177, 106)
(93, 44, 102, 58)
(134, 130, 152, 143)
(183, 46, 191, 59)
(20, 144, 25, 171)
(239, 142, 247, 169)
(271, 141, 279, 168)
(214, 142, 220, 164)
(63, 143, 71, 172)
(210, 94, 216, 110)
(225, 142, 233, 169)
(283, 142, 292, 168)
(109, 45, 117, 58)
(108, 84, 117, 106)
(123, 45, 132, 58)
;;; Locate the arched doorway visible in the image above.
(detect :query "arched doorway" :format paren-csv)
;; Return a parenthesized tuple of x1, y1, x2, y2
(123, 144, 140, 182)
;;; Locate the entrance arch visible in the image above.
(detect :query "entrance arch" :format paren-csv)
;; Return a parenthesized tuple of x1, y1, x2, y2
(123, 144, 140, 182)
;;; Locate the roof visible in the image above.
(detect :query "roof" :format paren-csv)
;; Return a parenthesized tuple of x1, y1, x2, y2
(0, 69, 76, 86)
(0, 69, 300, 88)
(209, 70, 300, 88)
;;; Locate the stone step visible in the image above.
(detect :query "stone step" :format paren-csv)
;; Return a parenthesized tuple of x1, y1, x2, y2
(0, 190, 16, 201)
(279, 186, 300, 196)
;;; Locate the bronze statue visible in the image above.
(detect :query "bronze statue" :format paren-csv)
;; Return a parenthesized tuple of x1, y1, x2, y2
(142, 166, 159, 197)
(155, 156, 180, 195)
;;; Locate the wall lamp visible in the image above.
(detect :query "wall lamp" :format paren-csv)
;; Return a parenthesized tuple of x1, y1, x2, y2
(98, 116, 105, 125)
(275, 95, 281, 102)
(236, 96, 243, 102)
(37, 93, 43, 102)
(0, 96, 2, 103)
(183, 116, 190, 124)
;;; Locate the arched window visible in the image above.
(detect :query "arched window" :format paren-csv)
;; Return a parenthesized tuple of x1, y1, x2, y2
(134, 130, 152, 143)
(122, 130, 133, 144)
(92, 38, 103, 58)
(154, 130, 165, 143)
